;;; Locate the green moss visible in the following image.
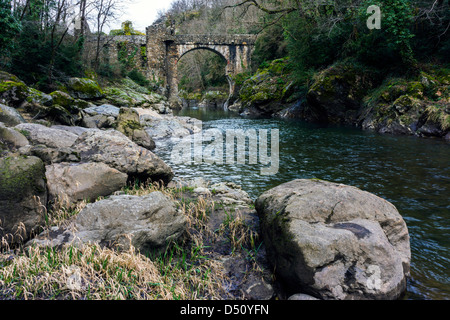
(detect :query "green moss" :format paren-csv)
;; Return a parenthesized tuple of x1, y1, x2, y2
(0, 71, 23, 83)
(406, 81, 425, 99)
(26, 88, 53, 106)
(0, 81, 29, 102)
(67, 78, 104, 99)
(0, 156, 46, 200)
(103, 78, 163, 108)
(50, 91, 74, 107)
(121, 120, 142, 131)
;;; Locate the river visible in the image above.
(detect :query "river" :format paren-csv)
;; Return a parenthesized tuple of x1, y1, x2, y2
(155, 107, 450, 300)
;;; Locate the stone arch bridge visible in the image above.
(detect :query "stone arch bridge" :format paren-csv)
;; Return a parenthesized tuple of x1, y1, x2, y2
(146, 24, 257, 105)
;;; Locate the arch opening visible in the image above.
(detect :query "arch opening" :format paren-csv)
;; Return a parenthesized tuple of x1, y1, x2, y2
(176, 47, 233, 110)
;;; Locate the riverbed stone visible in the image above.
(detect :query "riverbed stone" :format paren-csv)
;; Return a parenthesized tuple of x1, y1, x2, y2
(45, 162, 128, 204)
(116, 107, 156, 150)
(0, 104, 26, 126)
(30, 192, 187, 253)
(0, 122, 29, 150)
(15, 123, 78, 149)
(255, 179, 411, 300)
(84, 104, 120, 118)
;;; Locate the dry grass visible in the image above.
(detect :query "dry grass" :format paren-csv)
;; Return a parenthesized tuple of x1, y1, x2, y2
(218, 209, 259, 255)
(425, 104, 450, 131)
(0, 181, 232, 300)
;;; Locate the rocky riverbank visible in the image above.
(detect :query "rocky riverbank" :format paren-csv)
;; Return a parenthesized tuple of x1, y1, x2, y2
(229, 60, 450, 141)
(1, 70, 412, 300)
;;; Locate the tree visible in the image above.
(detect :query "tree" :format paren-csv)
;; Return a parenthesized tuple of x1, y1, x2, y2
(0, 0, 21, 68)
(7, 0, 86, 89)
(92, 0, 124, 70)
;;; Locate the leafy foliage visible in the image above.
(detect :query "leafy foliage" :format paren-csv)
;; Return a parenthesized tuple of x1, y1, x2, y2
(0, 0, 21, 68)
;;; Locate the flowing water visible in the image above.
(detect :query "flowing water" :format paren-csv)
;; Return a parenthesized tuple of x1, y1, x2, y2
(155, 107, 450, 300)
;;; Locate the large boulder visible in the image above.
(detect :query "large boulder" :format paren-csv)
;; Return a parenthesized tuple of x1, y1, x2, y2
(238, 58, 295, 116)
(45, 162, 128, 204)
(306, 64, 377, 124)
(0, 156, 47, 244)
(255, 179, 411, 300)
(74, 192, 186, 251)
(142, 115, 202, 140)
(30, 192, 187, 253)
(15, 123, 78, 149)
(71, 129, 173, 183)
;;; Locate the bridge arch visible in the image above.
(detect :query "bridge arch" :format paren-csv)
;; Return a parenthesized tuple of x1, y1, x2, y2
(178, 46, 227, 62)
(177, 46, 233, 103)
(146, 23, 257, 107)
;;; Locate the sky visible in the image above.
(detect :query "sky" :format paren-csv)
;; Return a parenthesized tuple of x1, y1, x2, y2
(106, 0, 175, 33)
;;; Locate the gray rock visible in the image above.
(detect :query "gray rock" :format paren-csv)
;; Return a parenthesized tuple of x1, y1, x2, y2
(71, 129, 173, 184)
(0, 156, 47, 244)
(45, 162, 128, 204)
(30, 145, 80, 164)
(50, 125, 90, 136)
(75, 193, 186, 251)
(30, 192, 187, 253)
(210, 182, 253, 205)
(15, 123, 78, 149)
(81, 114, 115, 129)
(84, 104, 120, 118)
(0, 104, 26, 126)
(288, 293, 320, 300)
(255, 179, 411, 300)
(142, 116, 201, 140)
(445, 132, 450, 141)
(152, 103, 171, 114)
(0, 123, 29, 149)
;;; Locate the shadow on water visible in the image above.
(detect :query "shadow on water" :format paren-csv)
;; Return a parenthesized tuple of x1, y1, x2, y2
(159, 107, 450, 300)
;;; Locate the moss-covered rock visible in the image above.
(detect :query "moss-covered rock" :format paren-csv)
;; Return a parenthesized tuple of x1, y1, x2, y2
(26, 88, 53, 106)
(115, 107, 155, 150)
(50, 91, 75, 107)
(40, 91, 83, 125)
(66, 77, 104, 100)
(102, 78, 165, 109)
(360, 67, 449, 138)
(0, 80, 30, 106)
(239, 58, 294, 114)
(0, 71, 23, 83)
(306, 63, 378, 124)
(0, 155, 47, 244)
